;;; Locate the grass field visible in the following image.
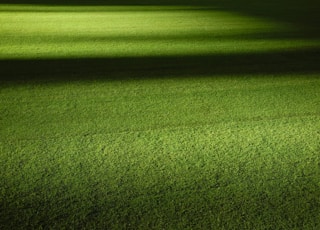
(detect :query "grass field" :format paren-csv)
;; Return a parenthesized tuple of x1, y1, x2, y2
(1, 2, 320, 229)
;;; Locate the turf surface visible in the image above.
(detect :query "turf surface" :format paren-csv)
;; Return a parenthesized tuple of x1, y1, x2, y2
(0, 5, 319, 59)
(1, 3, 320, 229)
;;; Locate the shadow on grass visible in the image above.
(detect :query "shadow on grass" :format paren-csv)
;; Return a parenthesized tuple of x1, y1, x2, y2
(1, 48, 319, 85)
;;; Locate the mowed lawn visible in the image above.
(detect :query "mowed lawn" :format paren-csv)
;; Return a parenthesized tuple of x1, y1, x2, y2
(1, 4, 320, 229)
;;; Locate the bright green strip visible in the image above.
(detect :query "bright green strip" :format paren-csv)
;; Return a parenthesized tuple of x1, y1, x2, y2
(1, 5, 317, 59)
(1, 39, 318, 59)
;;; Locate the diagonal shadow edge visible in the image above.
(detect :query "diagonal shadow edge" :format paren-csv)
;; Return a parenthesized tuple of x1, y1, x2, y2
(1, 48, 320, 85)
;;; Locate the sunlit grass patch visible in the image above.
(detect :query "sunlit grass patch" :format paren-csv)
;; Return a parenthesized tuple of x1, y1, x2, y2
(1, 5, 319, 59)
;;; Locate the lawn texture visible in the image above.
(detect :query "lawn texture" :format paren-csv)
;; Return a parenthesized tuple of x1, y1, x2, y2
(1, 3, 320, 229)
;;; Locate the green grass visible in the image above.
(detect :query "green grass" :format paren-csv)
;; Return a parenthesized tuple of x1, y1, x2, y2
(1, 5, 319, 59)
(1, 4, 320, 229)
